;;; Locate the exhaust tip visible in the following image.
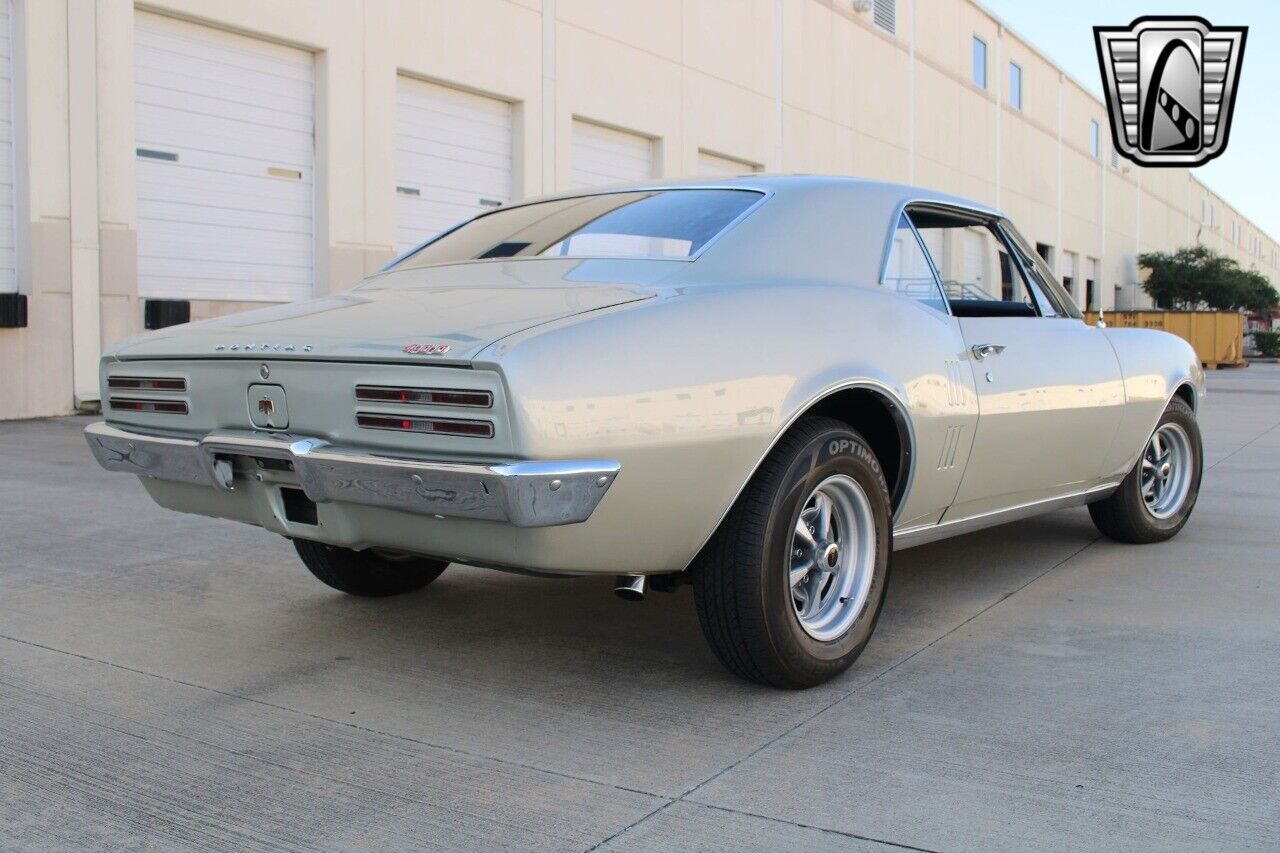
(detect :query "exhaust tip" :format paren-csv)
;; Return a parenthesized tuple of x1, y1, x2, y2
(613, 575, 646, 601)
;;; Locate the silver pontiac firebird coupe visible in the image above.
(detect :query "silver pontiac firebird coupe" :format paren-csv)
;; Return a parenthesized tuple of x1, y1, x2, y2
(87, 176, 1205, 688)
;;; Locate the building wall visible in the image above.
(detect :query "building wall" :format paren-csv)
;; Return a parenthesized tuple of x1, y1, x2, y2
(3, 0, 1277, 420)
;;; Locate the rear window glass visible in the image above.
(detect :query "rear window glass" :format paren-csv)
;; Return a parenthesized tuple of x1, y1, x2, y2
(388, 188, 762, 269)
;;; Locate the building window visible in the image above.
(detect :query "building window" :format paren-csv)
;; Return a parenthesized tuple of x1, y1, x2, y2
(1111, 148, 1119, 169)
(1009, 62, 1022, 110)
(1200, 198, 1207, 223)
(872, 0, 896, 35)
(973, 37, 987, 89)
(1035, 242, 1054, 268)
(1090, 120, 1100, 158)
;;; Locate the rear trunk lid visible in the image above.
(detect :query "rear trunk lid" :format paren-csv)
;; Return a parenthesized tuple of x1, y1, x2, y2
(110, 260, 662, 363)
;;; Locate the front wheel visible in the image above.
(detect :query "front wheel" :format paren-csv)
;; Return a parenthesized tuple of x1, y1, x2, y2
(692, 417, 891, 689)
(1089, 398, 1202, 544)
(293, 540, 448, 597)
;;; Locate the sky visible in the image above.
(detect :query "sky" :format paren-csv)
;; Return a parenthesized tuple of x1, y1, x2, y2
(979, 0, 1279, 241)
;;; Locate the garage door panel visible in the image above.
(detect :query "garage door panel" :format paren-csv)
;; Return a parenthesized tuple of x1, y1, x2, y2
(136, 83, 312, 134)
(398, 94, 510, 126)
(398, 108, 511, 146)
(138, 199, 309, 235)
(136, 73, 311, 122)
(396, 153, 510, 193)
(394, 77, 512, 252)
(140, 254, 310, 281)
(138, 169, 311, 219)
(141, 229, 313, 266)
(134, 50, 312, 96)
(135, 104, 312, 161)
(140, 258, 309, 284)
(398, 187, 503, 216)
(135, 11, 314, 302)
(138, 271, 308, 303)
(136, 147, 312, 186)
(138, 215, 313, 246)
(571, 121, 654, 188)
(397, 139, 510, 171)
(137, 189, 310, 227)
(135, 19, 312, 84)
(397, 124, 512, 156)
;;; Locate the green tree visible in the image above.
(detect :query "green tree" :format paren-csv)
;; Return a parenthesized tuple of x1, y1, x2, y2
(1139, 245, 1279, 312)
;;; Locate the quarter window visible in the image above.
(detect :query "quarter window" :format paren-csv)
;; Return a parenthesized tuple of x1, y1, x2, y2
(882, 213, 947, 313)
(973, 37, 988, 89)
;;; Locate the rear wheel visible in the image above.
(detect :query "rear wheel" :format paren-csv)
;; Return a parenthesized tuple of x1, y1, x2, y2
(692, 417, 892, 689)
(1089, 398, 1201, 544)
(293, 540, 448, 597)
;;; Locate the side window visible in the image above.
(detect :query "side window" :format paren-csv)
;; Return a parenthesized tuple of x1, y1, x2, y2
(882, 213, 947, 313)
(906, 208, 1044, 318)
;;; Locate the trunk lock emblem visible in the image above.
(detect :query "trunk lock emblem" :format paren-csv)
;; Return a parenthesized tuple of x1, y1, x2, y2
(248, 384, 289, 430)
(259, 364, 270, 380)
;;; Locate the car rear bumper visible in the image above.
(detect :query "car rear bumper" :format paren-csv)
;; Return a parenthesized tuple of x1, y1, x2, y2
(85, 421, 620, 528)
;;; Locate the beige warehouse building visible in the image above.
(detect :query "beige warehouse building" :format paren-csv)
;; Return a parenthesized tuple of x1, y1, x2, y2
(1, 0, 1276, 421)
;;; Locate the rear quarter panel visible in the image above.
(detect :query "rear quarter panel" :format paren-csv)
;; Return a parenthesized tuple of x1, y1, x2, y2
(483, 280, 977, 574)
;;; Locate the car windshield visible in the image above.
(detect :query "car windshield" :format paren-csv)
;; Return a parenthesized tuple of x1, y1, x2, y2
(387, 188, 763, 270)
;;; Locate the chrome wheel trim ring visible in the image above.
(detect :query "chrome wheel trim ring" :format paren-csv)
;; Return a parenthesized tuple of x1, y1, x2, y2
(1141, 422, 1193, 520)
(789, 474, 877, 642)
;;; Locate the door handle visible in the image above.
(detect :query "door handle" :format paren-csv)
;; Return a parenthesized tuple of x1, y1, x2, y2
(970, 343, 1006, 360)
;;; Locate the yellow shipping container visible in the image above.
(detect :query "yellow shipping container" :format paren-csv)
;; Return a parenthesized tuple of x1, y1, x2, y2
(1082, 310, 1246, 368)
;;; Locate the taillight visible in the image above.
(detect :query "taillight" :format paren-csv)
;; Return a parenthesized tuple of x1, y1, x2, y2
(108, 376, 187, 392)
(108, 398, 189, 414)
(356, 413, 494, 438)
(354, 385, 492, 408)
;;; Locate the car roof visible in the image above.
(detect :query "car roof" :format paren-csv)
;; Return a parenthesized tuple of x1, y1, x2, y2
(501, 174, 1004, 220)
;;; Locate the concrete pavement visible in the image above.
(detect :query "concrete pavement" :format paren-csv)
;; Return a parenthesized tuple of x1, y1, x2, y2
(2, 365, 1278, 850)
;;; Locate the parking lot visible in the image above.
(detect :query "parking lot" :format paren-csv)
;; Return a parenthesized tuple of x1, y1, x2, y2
(2, 364, 1278, 851)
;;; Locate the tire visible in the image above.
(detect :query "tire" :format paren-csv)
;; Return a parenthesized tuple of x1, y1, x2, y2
(692, 416, 892, 689)
(1089, 398, 1202, 544)
(293, 539, 448, 597)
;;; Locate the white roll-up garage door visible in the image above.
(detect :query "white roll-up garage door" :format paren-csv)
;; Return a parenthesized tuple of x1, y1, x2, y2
(394, 77, 512, 254)
(571, 120, 654, 189)
(961, 229, 987, 293)
(134, 12, 314, 303)
(696, 150, 757, 177)
(0, 0, 14, 293)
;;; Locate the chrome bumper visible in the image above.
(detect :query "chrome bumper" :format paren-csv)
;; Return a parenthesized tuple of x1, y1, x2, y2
(85, 422, 620, 528)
